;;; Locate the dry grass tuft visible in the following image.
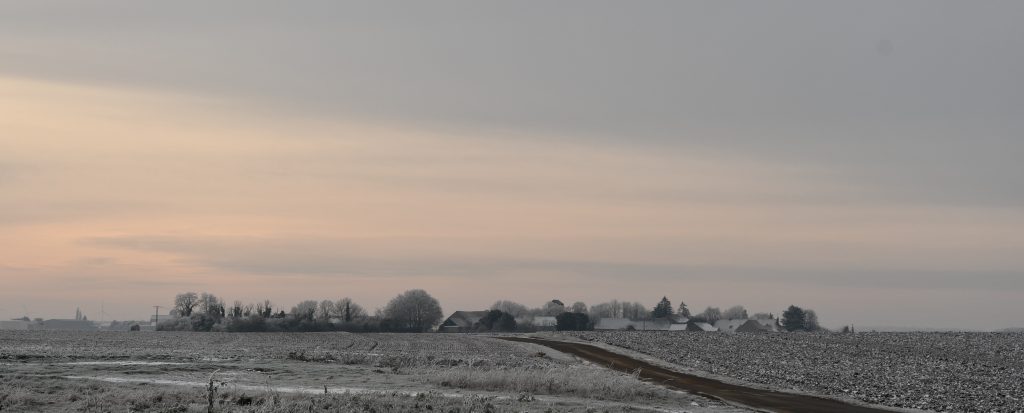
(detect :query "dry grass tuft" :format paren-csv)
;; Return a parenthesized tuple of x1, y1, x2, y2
(427, 365, 672, 402)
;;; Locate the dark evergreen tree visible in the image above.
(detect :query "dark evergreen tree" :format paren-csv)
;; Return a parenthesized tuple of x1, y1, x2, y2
(555, 312, 590, 331)
(651, 296, 673, 318)
(782, 305, 807, 332)
(676, 301, 691, 317)
(478, 310, 517, 332)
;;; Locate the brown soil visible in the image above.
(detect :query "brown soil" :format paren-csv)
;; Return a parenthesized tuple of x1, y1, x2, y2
(502, 337, 899, 413)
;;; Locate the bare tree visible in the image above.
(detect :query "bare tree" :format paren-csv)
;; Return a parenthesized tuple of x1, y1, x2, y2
(490, 300, 529, 318)
(804, 309, 821, 331)
(540, 300, 566, 316)
(589, 300, 633, 318)
(701, 306, 722, 324)
(570, 301, 588, 314)
(254, 300, 273, 318)
(335, 297, 366, 322)
(174, 292, 199, 317)
(317, 300, 335, 321)
(230, 300, 244, 318)
(198, 293, 223, 317)
(621, 302, 649, 320)
(588, 302, 614, 318)
(609, 300, 623, 318)
(722, 305, 748, 320)
(291, 300, 318, 321)
(383, 289, 443, 332)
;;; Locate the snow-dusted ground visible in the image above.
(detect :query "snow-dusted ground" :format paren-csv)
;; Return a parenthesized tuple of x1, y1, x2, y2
(563, 331, 1024, 412)
(0, 331, 744, 412)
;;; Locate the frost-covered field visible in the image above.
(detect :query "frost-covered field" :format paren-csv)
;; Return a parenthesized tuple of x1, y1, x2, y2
(0, 331, 544, 368)
(563, 331, 1024, 412)
(0, 331, 738, 412)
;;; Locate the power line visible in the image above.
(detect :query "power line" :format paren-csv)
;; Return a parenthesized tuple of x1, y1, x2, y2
(99, 301, 113, 324)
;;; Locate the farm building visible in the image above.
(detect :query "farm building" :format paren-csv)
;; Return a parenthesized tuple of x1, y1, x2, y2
(750, 318, 783, 332)
(594, 317, 690, 331)
(660, 319, 720, 331)
(594, 317, 639, 330)
(36, 319, 98, 331)
(667, 315, 690, 324)
(150, 314, 180, 324)
(532, 316, 557, 331)
(667, 322, 690, 331)
(714, 319, 776, 333)
(438, 310, 490, 332)
(645, 318, 676, 330)
(685, 321, 719, 332)
(0, 320, 30, 330)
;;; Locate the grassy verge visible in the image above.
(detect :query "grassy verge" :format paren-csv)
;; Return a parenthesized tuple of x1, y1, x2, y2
(426, 365, 676, 403)
(0, 373, 670, 412)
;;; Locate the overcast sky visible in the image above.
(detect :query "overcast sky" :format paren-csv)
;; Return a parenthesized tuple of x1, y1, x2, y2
(2, 1, 1022, 329)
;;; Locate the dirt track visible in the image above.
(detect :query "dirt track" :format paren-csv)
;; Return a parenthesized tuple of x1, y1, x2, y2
(502, 337, 899, 413)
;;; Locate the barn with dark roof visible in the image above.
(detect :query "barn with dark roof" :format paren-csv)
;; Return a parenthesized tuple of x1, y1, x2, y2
(438, 310, 490, 332)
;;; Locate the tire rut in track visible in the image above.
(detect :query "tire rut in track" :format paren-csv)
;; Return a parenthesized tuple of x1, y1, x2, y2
(501, 337, 898, 413)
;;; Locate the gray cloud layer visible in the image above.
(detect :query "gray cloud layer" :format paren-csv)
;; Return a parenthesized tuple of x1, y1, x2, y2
(2, 1, 1022, 207)
(3, 2, 1023, 327)
(84, 235, 1024, 292)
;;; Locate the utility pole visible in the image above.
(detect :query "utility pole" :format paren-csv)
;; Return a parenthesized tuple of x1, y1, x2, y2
(153, 305, 161, 325)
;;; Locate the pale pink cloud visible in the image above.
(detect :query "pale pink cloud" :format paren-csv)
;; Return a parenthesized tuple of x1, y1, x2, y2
(1, 77, 1022, 329)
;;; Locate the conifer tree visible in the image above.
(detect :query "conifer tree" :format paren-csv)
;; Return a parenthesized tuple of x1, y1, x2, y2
(676, 301, 691, 317)
(651, 296, 673, 318)
(782, 305, 807, 332)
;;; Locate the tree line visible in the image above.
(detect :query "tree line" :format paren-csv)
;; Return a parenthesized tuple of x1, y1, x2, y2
(493, 297, 824, 332)
(157, 289, 824, 333)
(158, 289, 443, 333)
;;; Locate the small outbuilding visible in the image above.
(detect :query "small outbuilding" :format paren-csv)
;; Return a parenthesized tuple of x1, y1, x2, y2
(714, 319, 775, 333)
(594, 317, 688, 331)
(594, 318, 639, 330)
(38, 319, 98, 331)
(685, 321, 719, 332)
(0, 320, 30, 330)
(438, 310, 490, 333)
(532, 316, 558, 331)
(749, 318, 783, 332)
